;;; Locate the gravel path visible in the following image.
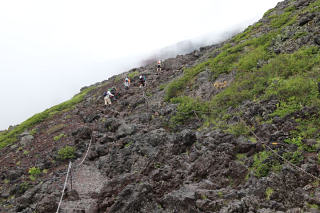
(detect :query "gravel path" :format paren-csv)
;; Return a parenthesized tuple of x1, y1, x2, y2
(59, 163, 107, 213)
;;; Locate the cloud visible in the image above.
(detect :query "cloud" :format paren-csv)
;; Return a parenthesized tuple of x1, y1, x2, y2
(0, 0, 281, 130)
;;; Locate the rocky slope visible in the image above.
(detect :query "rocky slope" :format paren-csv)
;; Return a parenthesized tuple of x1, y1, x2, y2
(1, 0, 320, 212)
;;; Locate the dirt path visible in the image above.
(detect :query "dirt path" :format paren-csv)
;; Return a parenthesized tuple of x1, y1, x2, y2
(59, 162, 107, 213)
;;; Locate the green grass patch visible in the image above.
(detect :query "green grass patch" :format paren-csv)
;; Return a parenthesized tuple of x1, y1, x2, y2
(47, 124, 65, 135)
(293, 31, 308, 39)
(265, 187, 274, 200)
(284, 137, 317, 152)
(269, 10, 296, 28)
(304, 0, 320, 13)
(226, 122, 252, 136)
(53, 133, 66, 141)
(252, 151, 281, 178)
(264, 8, 275, 18)
(165, 61, 209, 101)
(262, 46, 320, 79)
(159, 83, 167, 91)
(283, 150, 304, 164)
(58, 145, 76, 160)
(236, 153, 246, 161)
(0, 86, 95, 149)
(169, 96, 209, 127)
(128, 71, 139, 79)
(124, 141, 133, 148)
(28, 167, 41, 181)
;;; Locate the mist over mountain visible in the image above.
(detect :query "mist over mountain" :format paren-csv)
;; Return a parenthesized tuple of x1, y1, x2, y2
(0, 0, 281, 130)
(2, 0, 320, 212)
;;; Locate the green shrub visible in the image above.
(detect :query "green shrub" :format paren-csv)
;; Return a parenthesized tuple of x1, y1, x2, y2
(159, 83, 167, 91)
(269, 10, 295, 28)
(261, 46, 320, 79)
(28, 167, 41, 181)
(264, 76, 317, 105)
(237, 46, 270, 71)
(30, 128, 37, 136)
(128, 71, 139, 79)
(265, 187, 274, 200)
(270, 99, 302, 118)
(304, 0, 320, 13)
(252, 151, 276, 178)
(293, 31, 308, 39)
(263, 8, 275, 17)
(169, 96, 209, 127)
(18, 182, 30, 194)
(53, 133, 65, 141)
(236, 153, 246, 160)
(165, 62, 208, 101)
(226, 122, 252, 136)
(283, 150, 304, 164)
(58, 145, 75, 160)
(284, 137, 317, 152)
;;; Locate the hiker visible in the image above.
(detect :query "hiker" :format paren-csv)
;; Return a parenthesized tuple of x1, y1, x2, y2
(139, 75, 146, 88)
(156, 60, 162, 72)
(110, 87, 117, 101)
(124, 77, 131, 90)
(103, 90, 114, 106)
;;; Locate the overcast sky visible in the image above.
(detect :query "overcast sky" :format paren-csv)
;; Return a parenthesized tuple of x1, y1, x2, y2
(0, 0, 281, 130)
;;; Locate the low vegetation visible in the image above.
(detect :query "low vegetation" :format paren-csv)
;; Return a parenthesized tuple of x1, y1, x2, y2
(57, 145, 76, 160)
(28, 167, 41, 181)
(53, 133, 66, 142)
(0, 86, 95, 149)
(128, 70, 139, 79)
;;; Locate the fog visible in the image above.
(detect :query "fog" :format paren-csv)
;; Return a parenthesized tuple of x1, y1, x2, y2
(0, 0, 281, 130)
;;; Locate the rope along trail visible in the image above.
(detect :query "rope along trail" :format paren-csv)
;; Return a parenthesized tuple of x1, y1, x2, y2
(56, 135, 94, 213)
(141, 90, 320, 182)
(177, 109, 320, 182)
(56, 161, 72, 213)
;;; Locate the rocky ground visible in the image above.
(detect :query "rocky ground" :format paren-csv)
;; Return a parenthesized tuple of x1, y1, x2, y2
(1, 0, 320, 212)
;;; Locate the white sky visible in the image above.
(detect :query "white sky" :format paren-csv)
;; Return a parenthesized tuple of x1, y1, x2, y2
(0, 0, 281, 130)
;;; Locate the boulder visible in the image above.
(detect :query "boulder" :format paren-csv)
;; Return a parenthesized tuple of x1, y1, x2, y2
(72, 126, 92, 141)
(35, 195, 58, 213)
(162, 185, 198, 213)
(235, 136, 256, 153)
(146, 128, 167, 147)
(65, 189, 80, 201)
(20, 135, 34, 146)
(83, 113, 100, 123)
(116, 123, 136, 139)
(172, 129, 196, 154)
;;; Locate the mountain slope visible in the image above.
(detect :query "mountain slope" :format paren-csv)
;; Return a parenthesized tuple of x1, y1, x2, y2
(1, 0, 320, 212)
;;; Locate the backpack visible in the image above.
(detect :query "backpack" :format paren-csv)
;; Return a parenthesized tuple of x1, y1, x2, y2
(103, 91, 107, 97)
